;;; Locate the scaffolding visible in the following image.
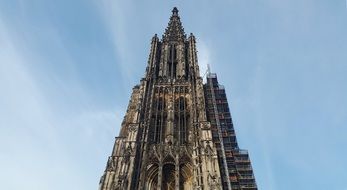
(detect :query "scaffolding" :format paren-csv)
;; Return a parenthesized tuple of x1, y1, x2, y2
(207, 69, 232, 190)
(204, 71, 257, 190)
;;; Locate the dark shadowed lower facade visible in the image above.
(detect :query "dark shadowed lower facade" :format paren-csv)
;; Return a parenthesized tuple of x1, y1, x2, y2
(99, 7, 257, 190)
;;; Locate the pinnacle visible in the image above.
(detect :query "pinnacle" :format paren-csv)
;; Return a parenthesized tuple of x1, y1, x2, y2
(172, 7, 179, 16)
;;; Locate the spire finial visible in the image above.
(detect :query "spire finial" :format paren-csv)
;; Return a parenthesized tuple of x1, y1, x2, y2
(172, 7, 179, 16)
(163, 7, 185, 42)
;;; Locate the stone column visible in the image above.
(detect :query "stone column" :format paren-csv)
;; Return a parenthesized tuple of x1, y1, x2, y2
(157, 163, 163, 190)
(165, 94, 174, 144)
(175, 159, 180, 190)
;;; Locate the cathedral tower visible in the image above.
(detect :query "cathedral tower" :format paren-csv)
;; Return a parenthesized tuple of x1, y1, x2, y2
(99, 7, 257, 190)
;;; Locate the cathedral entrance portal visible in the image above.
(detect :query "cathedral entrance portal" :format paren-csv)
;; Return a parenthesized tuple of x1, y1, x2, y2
(162, 164, 175, 190)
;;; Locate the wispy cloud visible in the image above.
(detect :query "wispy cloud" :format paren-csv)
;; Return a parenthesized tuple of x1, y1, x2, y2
(0, 14, 121, 190)
(248, 63, 277, 190)
(0, 17, 71, 189)
(94, 0, 139, 85)
(1, 1, 346, 190)
(196, 39, 211, 79)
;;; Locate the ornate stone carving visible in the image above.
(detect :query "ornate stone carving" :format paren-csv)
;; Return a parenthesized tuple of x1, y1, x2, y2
(208, 173, 220, 190)
(99, 8, 225, 190)
(127, 124, 138, 132)
(200, 121, 211, 130)
(106, 156, 115, 171)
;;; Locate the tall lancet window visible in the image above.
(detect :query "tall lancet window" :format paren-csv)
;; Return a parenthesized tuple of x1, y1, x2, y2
(150, 88, 167, 144)
(175, 95, 189, 145)
(168, 45, 177, 78)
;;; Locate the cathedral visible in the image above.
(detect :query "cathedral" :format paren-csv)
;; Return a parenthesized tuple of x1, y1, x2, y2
(99, 7, 257, 190)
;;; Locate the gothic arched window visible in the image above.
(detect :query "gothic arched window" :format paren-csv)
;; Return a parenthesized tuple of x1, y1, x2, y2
(167, 44, 177, 79)
(158, 97, 165, 111)
(174, 96, 189, 145)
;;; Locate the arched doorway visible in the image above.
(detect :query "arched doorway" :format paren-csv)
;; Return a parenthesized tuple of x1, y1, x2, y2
(162, 164, 176, 190)
(146, 163, 159, 190)
(180, 163, 193, 190)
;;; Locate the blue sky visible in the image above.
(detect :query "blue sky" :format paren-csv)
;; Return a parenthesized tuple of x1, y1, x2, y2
(0, 0, 346, 189)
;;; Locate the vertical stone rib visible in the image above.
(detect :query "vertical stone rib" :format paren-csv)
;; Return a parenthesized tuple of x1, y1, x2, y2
(157, 163, 163, 189)
(97, 7, 260, 190)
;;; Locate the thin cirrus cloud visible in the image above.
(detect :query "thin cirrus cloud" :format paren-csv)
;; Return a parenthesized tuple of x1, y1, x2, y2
(196, 40, 211, 78)
(0, 3, 122, 190)
(0, 17, 74, 189)
(1, 1, 347, 190)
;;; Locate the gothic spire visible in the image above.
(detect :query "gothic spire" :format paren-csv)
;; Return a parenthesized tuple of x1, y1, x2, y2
(163, 7, 186, 42)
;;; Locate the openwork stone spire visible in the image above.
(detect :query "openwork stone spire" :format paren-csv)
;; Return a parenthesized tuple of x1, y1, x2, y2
(163, 7, 186, 42)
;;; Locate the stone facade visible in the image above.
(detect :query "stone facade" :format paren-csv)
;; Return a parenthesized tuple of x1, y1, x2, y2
(99, 7, 257, 190)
